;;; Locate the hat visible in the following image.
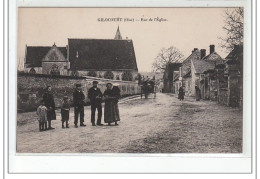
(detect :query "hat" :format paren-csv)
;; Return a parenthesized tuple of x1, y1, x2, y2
(76, 83, 81, 87)
(106, 82, 112, 87)
(93, 81, 99, 84)
(113, 83, 119, 86)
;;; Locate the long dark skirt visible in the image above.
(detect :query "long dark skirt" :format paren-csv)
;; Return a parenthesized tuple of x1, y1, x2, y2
(196, 90, 201, 101)
(178, 92, 184, 100)
(104, 101, 120, 123)
(47, 108, 56, 121)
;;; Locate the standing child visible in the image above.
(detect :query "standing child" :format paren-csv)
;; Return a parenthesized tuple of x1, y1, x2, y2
(36, 101, 48, 132)
(61, 96, 70, 128)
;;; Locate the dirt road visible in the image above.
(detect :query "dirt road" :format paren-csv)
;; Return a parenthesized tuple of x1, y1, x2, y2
(16, 93, 242, 153)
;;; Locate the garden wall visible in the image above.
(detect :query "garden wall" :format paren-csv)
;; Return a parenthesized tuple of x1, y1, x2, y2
(17, 73, 140, 112)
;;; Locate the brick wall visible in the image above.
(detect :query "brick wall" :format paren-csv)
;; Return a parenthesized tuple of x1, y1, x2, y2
(17, 73, 141, 112)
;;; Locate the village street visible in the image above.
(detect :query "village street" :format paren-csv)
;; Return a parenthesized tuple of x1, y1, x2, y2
(17, 93, 242, 153)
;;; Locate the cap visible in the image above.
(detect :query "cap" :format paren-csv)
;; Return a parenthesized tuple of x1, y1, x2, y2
(93, 81, 99, 84)
(106, 82, 112, 87)
(76, 83, 81, 87)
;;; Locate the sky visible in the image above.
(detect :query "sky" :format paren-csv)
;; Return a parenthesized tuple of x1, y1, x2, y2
(18, 8, 233, 72)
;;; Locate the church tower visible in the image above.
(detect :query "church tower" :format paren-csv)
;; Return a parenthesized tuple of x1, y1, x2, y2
(114, 26, 122, 40)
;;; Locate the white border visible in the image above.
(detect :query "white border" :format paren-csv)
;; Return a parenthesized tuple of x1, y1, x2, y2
(8, 0, 253, 174)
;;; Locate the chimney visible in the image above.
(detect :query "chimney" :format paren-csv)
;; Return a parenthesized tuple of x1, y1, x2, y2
(210, 45, 215, 54)
(200, 49, 206, 59)
(192, 48, 198, 53)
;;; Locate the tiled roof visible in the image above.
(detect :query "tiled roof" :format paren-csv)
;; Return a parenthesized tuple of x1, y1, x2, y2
(25, 46, 67, 67)
(192, 59, 216, 74)
(183, 70, 191, 78)
(225, 45, 243, 65)
(68, 39, 138, 71)
(201, 52, 224, 63)
(191, 51, 224, 74)
(173, 71, 179, 81)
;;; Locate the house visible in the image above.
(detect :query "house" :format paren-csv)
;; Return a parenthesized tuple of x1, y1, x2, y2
(24, 45, 68, 75)
(163, 63, 182, 93)
(191, 45, 224, 99)
(177, 48, 201, 96)
(216, 45, 243, 107)
(23, 27, 138, 81)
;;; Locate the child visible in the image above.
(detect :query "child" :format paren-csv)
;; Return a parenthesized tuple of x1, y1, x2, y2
(61, 96, 70, 128)
(36, 101, 48, 132)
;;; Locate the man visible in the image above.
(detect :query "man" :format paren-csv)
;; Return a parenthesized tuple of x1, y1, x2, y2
(73, 83, 86, 128)
(88, 81, 103, 126)
(42, 86, 56, 129)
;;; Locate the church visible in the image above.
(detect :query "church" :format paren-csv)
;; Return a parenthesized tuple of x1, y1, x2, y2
(23, 27, 139, 81)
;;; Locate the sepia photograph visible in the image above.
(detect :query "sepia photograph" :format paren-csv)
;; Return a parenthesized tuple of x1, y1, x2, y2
(16, 7, 244, 154)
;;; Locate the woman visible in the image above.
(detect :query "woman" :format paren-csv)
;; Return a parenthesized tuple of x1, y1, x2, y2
(195, 86, 201, 101)
(178, 86, 184, 101)
(112, 83, 121, 123)
(43, 86, 56, 129)
(103, 83, 120, 126)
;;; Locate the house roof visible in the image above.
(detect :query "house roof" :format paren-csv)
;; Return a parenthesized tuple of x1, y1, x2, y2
(225, 45, 243, 65)
(173, 71, 179, 82)
(192, 59, 216, 74)
(191, 51, 224, 74)
(201, 51, 224, 63)
(25, 46, 67, 67)
(183, 70, 191, 78)
(68, 39, 138, 71)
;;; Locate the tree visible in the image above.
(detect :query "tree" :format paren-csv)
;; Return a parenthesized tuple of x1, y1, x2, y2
(87, 71, 97, 77)
(135, 73, 142, 84)
(152, 46, 184, 72)
(104, 71, 114, 79)
(219, 8, 244, 51)
(122, 71, 133, 81)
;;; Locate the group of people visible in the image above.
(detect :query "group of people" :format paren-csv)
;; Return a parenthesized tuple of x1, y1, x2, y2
(178, 85, 201, 101)
(36, 80, 121, 132)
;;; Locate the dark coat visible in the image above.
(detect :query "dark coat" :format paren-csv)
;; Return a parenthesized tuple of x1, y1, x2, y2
(195, 87, 201, 101)
(88, 87, 103, 105)
(103, 89, 120, 123)
(178, 87, 185, 100)
(73, 90, 85, 107)
(43, 92, 56, 120)
(61, 101, 70, 121)
(112, 86, 121, 103)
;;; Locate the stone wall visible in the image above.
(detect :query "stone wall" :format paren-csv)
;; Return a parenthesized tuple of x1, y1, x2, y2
(74, 70, 138, 81)
(17, 73, 141, 112)
(218, 89, 228, 106)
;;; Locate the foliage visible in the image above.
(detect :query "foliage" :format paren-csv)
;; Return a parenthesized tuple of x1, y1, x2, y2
(122, 71, 133, 81)
(87, 71, 97, 77)
(135, 73, 142, 84)
(104, 71, 114, 79)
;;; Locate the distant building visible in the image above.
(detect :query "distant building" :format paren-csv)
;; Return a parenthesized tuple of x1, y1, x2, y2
(24, 27, 138, 81)
(177, 45, 224, 97)
(176, 48, 201, 96)
(192, 45, 224, 99)
(163, 63, 182, 93)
